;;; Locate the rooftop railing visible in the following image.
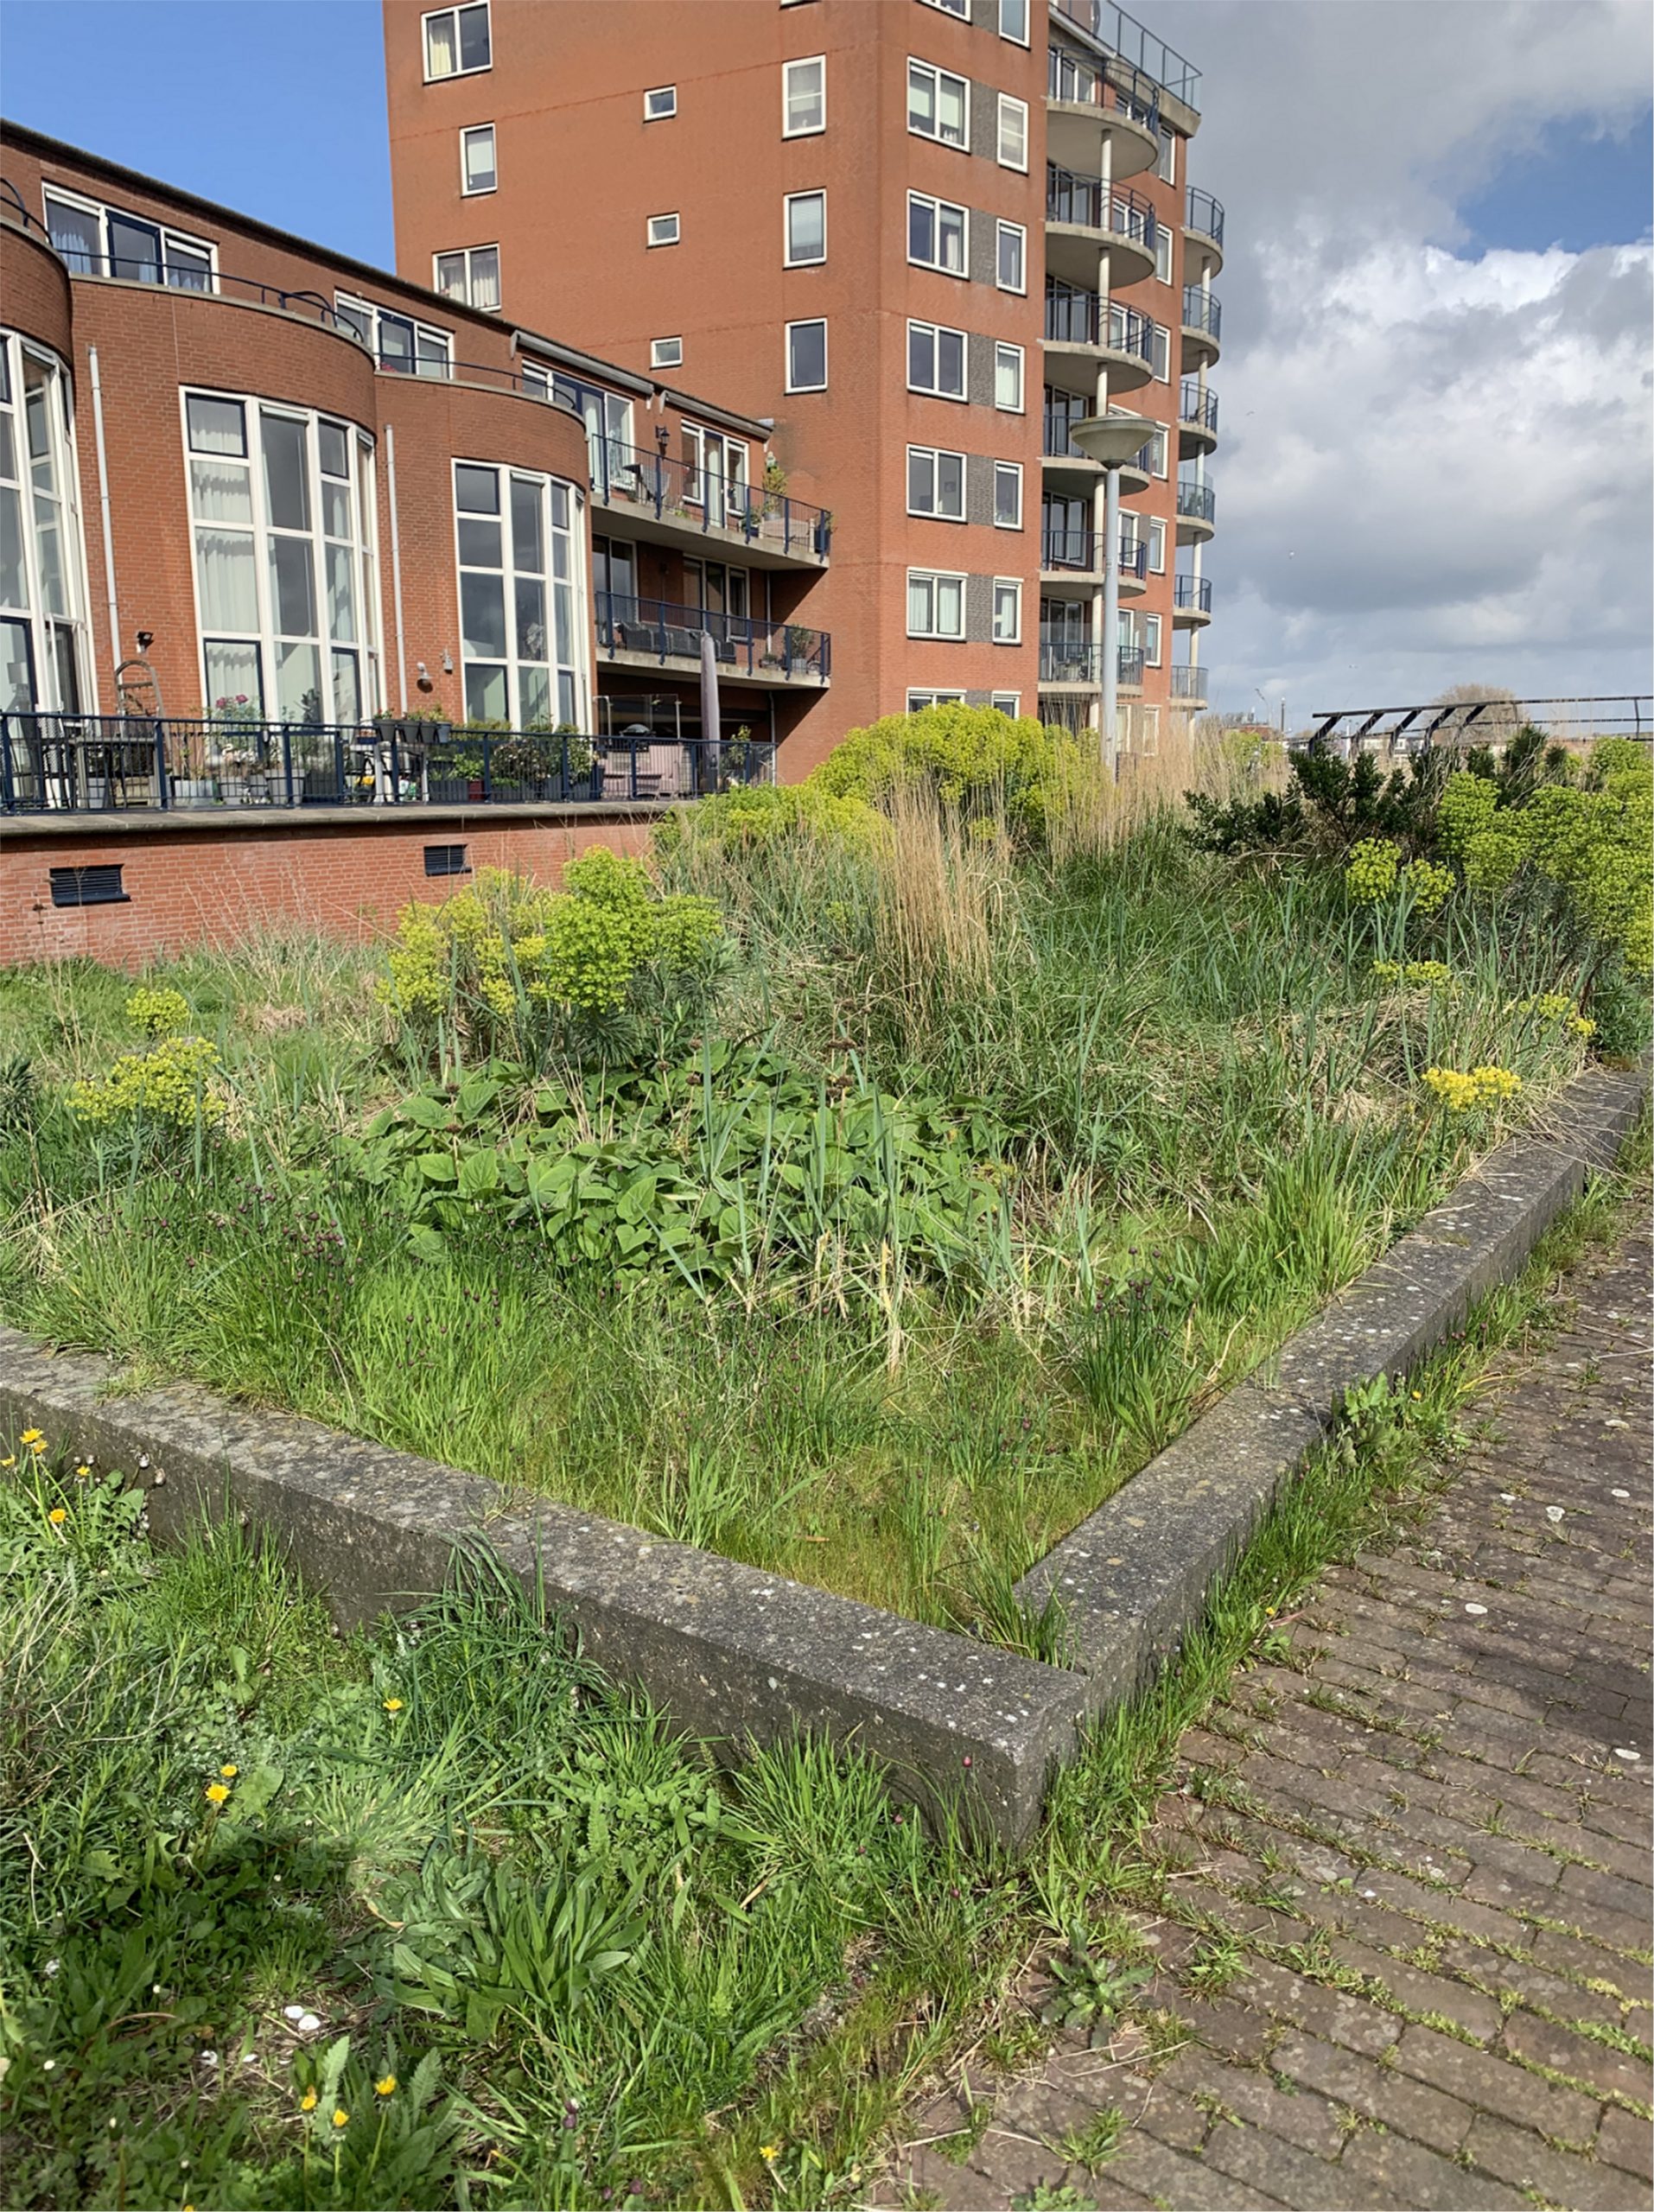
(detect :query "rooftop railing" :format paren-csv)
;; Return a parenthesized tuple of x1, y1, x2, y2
(1181, 287, 1223, 342)
(1046, 46, 1161, 137)
(588, 438, 830, 560)
(1174, 574, 1213, 613)
(0, 714, 777, 814)
(1170, 664, 1210, 700)
(1179, 380, 1219, 435)
(1177, 479, 1217, 524)
(1186, 188, 1225, 248)
(1045, 166, 1157, 253)
(1049, 0, 1202, 109)
(596, 594, 830, 682)
(1040, 527, 1150, 576)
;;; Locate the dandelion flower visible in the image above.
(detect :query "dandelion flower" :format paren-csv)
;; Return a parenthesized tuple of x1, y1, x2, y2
(300, 2089, 318, 2112)
(20, 1429, 42, 1446)
(219, 1764, 239, 1778)
(29, 1440, 46, 1456)
(1, 1455, 15, 1469)
(75, 1464, 91, 1479)
(375, 2074, 398, 2097)
(332, 2108, 350, 2129)
(48, 1507, 67, 1526)
(760, 2145, 780, 2163)
(382, 1697, 404, 1713)
(205, 1782, 230, 1806)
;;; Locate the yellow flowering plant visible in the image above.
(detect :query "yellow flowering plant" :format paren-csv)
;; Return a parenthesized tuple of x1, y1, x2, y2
(124, 985, 191, 1036)
(69, 1035, 227, 1135)
(1421, 1065, 1524, 1113)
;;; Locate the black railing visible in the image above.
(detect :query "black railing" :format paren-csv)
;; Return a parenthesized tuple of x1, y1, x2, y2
(1181, 287, 1223, 342)
(0, 715, 777, 814)
(1044, 283, 1156, 366)
(1179, 380, 1218, 435)
(1046, 48, 1161, 138)
(1040, 528, 1150, 577)
(1036, 642, 1148, 685)
(586, 437, 830, 560)
(1174, 574, 1212, 613)
(1045, 167, 1157, 256)
(1050, 0, 1202, 109)
(1177, 480, 1217, 525)
(596, 594, 830, 682)
(1186, 188, 1225, 248)
(1170, 664, 1210, 701)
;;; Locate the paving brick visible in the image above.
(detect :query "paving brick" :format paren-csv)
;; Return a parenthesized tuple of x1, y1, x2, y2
(1159, 2046, 1348, 2157)
(1269, 2032, 1473, 2153)
(1104, 2133, 1291, 2209)
(1498, 2009, 1653, 2106)
(1336, 2127, 1532, 2210)
(1327, 1935, 1505, 2040)
(1597, 2105, 1654, 2183)
(1390, 2021, 1602, 2142)
(1199, 2119, 1404, 2209)
(1464, 2112, 1654, 2212)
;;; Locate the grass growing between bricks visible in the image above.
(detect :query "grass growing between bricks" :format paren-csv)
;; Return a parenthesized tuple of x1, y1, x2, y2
(3, 1117, 1642, 2210)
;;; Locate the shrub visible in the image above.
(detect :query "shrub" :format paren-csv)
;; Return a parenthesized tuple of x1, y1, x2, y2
(124, 985, 191, 1036)
(657, 780, 883, 853)
(68, 1035, 226, 1130)
(1421, 1065, 1523, 1113)
(1460, 766, 1653, 978)
(810, 702, 1087, 838)
(1343, 838, 1400, 902)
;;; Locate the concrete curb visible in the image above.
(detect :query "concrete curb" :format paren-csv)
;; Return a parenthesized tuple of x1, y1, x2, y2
(0, 1060, 1644, 1847)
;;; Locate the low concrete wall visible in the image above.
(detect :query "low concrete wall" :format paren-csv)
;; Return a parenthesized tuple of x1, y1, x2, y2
(0, 1062, 1644, 1845)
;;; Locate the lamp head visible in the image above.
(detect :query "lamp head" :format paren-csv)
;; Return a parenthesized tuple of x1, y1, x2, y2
(1067, 415, 1154, 469)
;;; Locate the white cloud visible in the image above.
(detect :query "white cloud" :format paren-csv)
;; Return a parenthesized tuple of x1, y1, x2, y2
(1146, 0, 1654, 719)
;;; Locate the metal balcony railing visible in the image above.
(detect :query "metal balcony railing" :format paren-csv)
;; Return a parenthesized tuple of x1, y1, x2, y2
(1177, 480, 1217, 524)
(1040, 526, 1150, 576)
(1045, 167, 1157, 256)
(1170, 664, 1210, 701)
(1186, 188, 1225, 248)
(1181, 287, 1223, 341)
(1046, 47, 1161, 137)
(596, 594, 830, 681)
(1036, 641, 1148, 685)
(588, 439, 831, 561)
(1044, 282, 1157, 367)
(1179, 381, 1218, 436)
(0, 714, 778, 813)
(1050, 0, 1202, 109)
(1041, 406, 1155, 473)
(1174, 574, 1212, 613)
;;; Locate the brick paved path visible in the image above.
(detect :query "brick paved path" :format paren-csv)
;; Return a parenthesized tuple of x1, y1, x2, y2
(883, 1230, 1652, 2212)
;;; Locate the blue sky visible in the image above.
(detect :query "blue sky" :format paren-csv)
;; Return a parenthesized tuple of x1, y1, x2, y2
(1455, 110, 1652, 255)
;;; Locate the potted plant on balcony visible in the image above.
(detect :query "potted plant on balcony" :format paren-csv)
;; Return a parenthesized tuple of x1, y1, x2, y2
(387, 705, 462, 800)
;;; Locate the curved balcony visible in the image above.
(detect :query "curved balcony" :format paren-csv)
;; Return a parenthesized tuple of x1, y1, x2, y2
(1173, 573, 1212, 627)
(1184, 188, 1225, 277)
(1181, 284, 1222, 369)
(1176, 478, 1216, 544)
(1046, 47, 1160, 180)
(1041, 405, 1155, 491)
(1043, 281, 1156, 397)
(1171, 664, 1210, 704)
(1045, 167, 1157, 289)
(1039, 527, 1149, 594)
(1178, 378, 1218, 459)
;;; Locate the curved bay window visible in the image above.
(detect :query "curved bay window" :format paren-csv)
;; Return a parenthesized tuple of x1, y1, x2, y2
(0, 330, 92, 713)
(454, 461, 588, 727)
(183, 391, 380, 721)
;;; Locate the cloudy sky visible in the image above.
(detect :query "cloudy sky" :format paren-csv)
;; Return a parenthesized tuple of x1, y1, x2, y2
(6, 0, 1651, 725)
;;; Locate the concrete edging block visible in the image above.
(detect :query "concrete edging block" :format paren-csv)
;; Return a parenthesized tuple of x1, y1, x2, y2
(0, 1060, 1644, 1847)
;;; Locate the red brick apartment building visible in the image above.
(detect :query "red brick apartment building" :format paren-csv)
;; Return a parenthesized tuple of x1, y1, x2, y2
(385, 0, 1221, 760)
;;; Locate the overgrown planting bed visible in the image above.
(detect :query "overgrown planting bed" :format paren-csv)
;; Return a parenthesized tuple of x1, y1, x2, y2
(1, 716, 1648, 1650)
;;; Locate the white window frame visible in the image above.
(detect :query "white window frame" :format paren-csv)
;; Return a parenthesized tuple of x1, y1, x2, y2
(644, 85, 678, 120)
(783, 55, 826, 137)
(907, 568, 967, 639)
(995, 219, 1027, 295)
(432, 245, 500, 311)
(993, 340, 1025, 413)
(908, 190, 969, 277)
(996, 92, 1029, 171)
(422, 1, 491, 82)
(1148, 518, 1166, 573)
(1148, 424, 1169, 479)
(42, 183, 218, 290)
(992, 576, 1021, 644)
(1138, 703, 1161, 755)
(907, 57, 970, 149)
(1149, 323, 1171, 382)
(907, 318, 967, 400)
(0, 333, 93, 713)
(646, 213, 681, 248)
(919, 0, 970, 16)
(997, 0, 1029, 44)
(452, 457, 589, 730)
(908, 690, 967, 710)
(993, 460, 1023, 529)
(1154, 226, 1174, 285)
(1157, 130, 1178, 184)
(335, 293, 453, 378)
(907, 444, 967, 521)
(1144, 612, 1162, 667)
(786, 318, 829, 392)
(459, 123, 497, 195)
(650, 336, 684, 370)
(784, 189, 827, 266)
(990, 690, 1021, 715)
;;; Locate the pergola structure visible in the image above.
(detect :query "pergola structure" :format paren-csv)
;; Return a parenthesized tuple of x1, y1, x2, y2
(1297, 696, 1652, 753)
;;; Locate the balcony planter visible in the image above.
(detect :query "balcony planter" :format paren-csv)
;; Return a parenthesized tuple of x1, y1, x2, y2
(172, 778, 218, 808)
(426, 778, 471, 804)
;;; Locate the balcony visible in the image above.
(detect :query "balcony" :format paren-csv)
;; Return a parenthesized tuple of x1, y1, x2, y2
(589, 438, 830, 570)
(1045, 166, 1157, 288)
(0, 713, 777, 813)
(1050, 0, 1203, 117)
(1178, 378, 1218, 459)
(1046, 46, 1160, 179)
(1037, 640, 1147, 688)
(1042, 404, 1155, 492)
(1176, 478, 1216, 543)
(1040, 526, 1149, 590)
(1185, 187, 1225, 276)
(1173, 573, 1212, 626)
(1043, 280, 1156, 396)
(1181, 285, 1222, 369)
(1170, 664, 1210, 704)
(597, 594, 830, 686)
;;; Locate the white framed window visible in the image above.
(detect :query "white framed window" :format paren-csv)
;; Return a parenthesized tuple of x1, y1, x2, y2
(433, 245, 500, 311)
(1148, 424, 1169, 478)
(907, 569, 966, 638)
(335, 294, 453, 378)
(423, 2, 490, 80)
(678, 427, 749, 522)
(786, 318, 828, 391)
(997, 0, 1029, 42)
(454, 460, 588, 728)
(1144, 613, 1162, 666)
(907, 319, 966, 398)
(992, 577, 1021, 643)
(996, 219, 1026, 294)
(993, 460, 1023, 528)
(0, 334, 92, 714)
(43, 184, 215, 290)
(182, 389, 381, 725)
(1155, 226, 1174, 285)
(783, 56, 826, 136)
(646, 213, 681, 247)
(460, 124, 497, 194)
(908, 191, 968, 276)
(785, 190, 827, 265)
(908, 689, 966, 710)
(996, 93, 1028, 171)
(1148, 518, 1166, 573)
(1149, 323, 1171, 381)
(1138, 704, 1161, 755)
(907, 58, 969, 148)
(1157, 131, 1178, 184)
(907, 444, 966, 519)
(644, 85, 677, 119)
(650, 336, 684, 370)
(920, 0, 970, 15)
(994, 340, 1024, 412)
(990, 690, 1021, 715)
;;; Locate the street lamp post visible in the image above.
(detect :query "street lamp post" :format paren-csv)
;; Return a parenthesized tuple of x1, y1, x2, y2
(1066, 415, 1154, 767)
